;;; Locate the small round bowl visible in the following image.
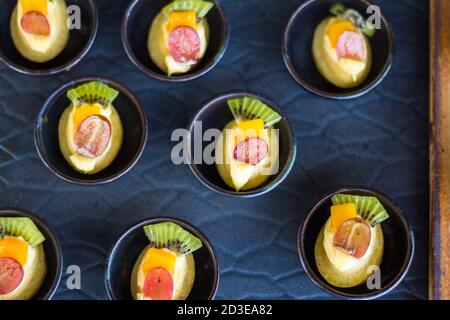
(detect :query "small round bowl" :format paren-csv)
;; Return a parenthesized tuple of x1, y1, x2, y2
(122, 0, 229, 82)
(298, 187, 414, 299)
(282, 0, 394, 99)
(188, 92, 297, 198)
(0, 0, 98, 75)
(34, 77, 148, 186)
(105, 216, 219, 300)
(0, 208, 63, 300)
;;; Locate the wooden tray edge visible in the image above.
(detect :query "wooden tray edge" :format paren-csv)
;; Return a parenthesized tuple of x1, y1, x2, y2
(430, 0, 450, 300)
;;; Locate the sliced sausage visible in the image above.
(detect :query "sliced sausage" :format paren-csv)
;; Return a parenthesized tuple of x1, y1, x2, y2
(168, 26, 201, 64)
(336, 31, 365, 61)
(21, 11, 50, 36)
(74, 115, 111, 159)
(143, 267, 174, 300)
(233, 137, 269, 165)
(0, 257, 24, 295)
(333, 218, 371, 259)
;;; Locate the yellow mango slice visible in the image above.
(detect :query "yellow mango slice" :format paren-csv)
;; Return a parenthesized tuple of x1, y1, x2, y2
(20, 0, 48, 15)
(142, 248, 177, 275)
(327, 19, 354, 48)
(330, 203, 358, 232)
(73, 103, 102, 128)
(235, 119, 267, 145)
(237, 119, 264, 132)
(167, 11, 198, 33)
(0, 236, 29, 266)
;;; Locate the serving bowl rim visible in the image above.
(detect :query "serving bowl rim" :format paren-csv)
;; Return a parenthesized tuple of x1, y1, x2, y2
(121, 0, 230, 82)
(0, 207, 63, 300)
(281, 0, 395, 100)
(297, 186, 415, 299)
(34, 76, 148, 186)
(0, 0, 99, 76)
(104, 216, 220, 300)
(187, 91, 297, 198)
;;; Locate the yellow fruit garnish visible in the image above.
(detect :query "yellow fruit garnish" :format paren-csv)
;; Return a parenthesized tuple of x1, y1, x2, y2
(20, 0, 48, 15)
(235, 119, 266, 144)
(327, 19, 354, 48)
(0, 236, 29, 266)
(237, 119, 265, 132)
(142, 248, 177, 274)
(330, 203, 358, 232)
(167, 10, 198, 33)
(73, 103, 102, 128)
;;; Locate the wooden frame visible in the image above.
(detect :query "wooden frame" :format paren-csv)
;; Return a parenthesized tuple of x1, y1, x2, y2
(430, 0, 450, 300)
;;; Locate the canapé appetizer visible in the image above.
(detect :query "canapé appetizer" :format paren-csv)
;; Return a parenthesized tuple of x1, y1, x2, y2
(148, 0, 214, 76)
(215, 97, 281, 191)
(58, 81, 123, 174)
(131, 222, 203, 300)
(0, 217, 46, 300)
(10, 0, 70, 63)
(312, 3, 375, 88)
(315, 194, 389, 288)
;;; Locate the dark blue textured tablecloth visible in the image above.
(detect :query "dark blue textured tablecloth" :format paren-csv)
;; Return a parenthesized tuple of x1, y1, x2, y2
(0, 0, 428, 300)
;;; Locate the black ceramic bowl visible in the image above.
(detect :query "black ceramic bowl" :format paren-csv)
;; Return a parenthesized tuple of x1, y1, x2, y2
(298, 187, 414, 299)
(282, 0, 394, 99)
(0, 208, 63, 300)
(0, 0, 97, 75)
(105, 217, 219, 300)
(34, 77, 148, 185)
(122, 0, 229, 82)
(188, 92, 297, 198)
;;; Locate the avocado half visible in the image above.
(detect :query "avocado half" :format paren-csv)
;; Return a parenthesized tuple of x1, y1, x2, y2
(314, 223, 384, 288)
(10, 0, 70, 63)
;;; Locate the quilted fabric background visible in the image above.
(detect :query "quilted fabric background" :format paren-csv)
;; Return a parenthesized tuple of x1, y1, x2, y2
(0, 0, 428, 299)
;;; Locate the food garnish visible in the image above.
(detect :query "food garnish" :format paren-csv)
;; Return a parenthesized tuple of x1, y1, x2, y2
(329, 3, 376, 37)
(329, 194, 389, 259)
(144, 222, 203, 255)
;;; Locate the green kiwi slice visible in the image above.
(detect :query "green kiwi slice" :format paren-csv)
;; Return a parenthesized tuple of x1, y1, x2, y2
(162, 0, 214, 18)
(67, 81, 119, 108)
(331, 194, 389, 226)
(144, 222, 203, 255)
(329, 3, 376, 37)
(0, 217, 45, 247)
(227, 97, 282, 128)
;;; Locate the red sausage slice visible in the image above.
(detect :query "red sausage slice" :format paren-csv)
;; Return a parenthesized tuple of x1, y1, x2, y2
(0, 257, 24, 295)
(21, 11, 50, 36)
(336, 31, 365, 61)
(168, 26, 201, 64)
(233, 137, 269, 166)
(74, 115, 111, 159)
(333, 218, 371, 259)
(143, 267, 174, 300)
